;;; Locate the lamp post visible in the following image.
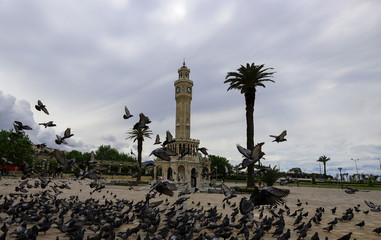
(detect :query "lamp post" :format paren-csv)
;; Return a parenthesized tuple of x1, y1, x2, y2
(214, 166, 217, 181)
(338, 167, 343, 189)
(351, 158, 359, 180)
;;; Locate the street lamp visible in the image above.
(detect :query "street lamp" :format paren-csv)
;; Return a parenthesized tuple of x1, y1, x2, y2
(351, 158, 359, 180)
(338, 167, 343, 189)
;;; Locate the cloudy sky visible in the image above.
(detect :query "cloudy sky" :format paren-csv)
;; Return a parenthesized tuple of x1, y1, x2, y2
(1, 0, 381, 176)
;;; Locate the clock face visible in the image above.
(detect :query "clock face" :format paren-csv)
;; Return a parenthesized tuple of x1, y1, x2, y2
(176, 87, 180, 93)
(187, 87, 191, 93)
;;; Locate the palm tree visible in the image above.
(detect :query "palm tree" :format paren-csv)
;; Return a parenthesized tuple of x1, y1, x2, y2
(317, 155, 330, 177)
(224, 63, 275, 187)
(126, 127, 152, 181)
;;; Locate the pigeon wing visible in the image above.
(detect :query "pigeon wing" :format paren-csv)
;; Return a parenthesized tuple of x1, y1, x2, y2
(55, 151, 68, 166)
(263, 186, 290, 198)
(64, 128, 73, 138)
(221, 183, 232, 197)
(154, 134, 161, 144)
(251, 142, 265, 160)
(236, 144, 251, 159)
(163, 147, 177, 156)
(239, 197, 254, 215)
(279, 130, 287, 139)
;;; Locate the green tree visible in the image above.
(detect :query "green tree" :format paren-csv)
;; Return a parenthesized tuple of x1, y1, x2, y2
(317, 155, 330, 177)
(209, 155, 233, 178)
(224, 63, 275, 187)
(117, 152, 136, 162)
(95, 145, 119, 162)
(67, 150, 85, 167)
(126, 128, 152, 181)
(0, 129, 35, 170)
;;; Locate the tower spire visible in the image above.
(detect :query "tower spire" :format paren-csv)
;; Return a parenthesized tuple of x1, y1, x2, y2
(183, 58, 186, 66)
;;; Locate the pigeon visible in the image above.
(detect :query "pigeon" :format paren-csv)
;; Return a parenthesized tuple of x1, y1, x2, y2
(14, 121, 33, 131)
(39, 121, 56, 128)
(150, 180, 177, 196)
(221, 183, 237, 202)
(253, 165, 273, 175)
(162, 130, 175, 146)
(63, 128, 74, 139)
(345, 187, 358, 194)
(270, 130, 287, 143)
(239, 197, 254, 215)
(337, 232, 352, 240)
(237, 142, 265, 165)
(133, 113, 151, 130)
(323, 224, 333, 232)
(154, 134, 161, 145)
(364, 200, 381, 212)
(310, 232, 319, 240)
(373, 227, 381, 234)
(355, 220, 365, 228)
(197, 147, 208, 156)
(327, 218, 338, 226)
(150, 147, 177, 161)
(249, 186, 289, 206)
(55, 135, 67, 145)
(123, 106, 133, 119)
(178, 148, 189, 160)
(35, 100, 49, 115)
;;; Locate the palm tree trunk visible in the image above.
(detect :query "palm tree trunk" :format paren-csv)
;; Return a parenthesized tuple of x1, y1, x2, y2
(245, 91, 256, 188)
(137, 139, 143, 182)
(323, 162, 327, 177)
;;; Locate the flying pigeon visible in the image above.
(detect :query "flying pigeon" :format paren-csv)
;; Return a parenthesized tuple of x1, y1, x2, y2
(154, 134, 161, 145)
(249, 186, 290, 206)
(239, 197, 254, 215)
(63, 128, 74, 139)
(178, 148, 189, 160)
(133, 113, 151, 130)
(55, 135, 67, 145)
(221, 183, 237, 202)
(150, 147, 177, 161)
(162, 130, 175, 146)
(150, 180, 177, 196)
(237, 142, 265, 168)
(35, 100, 49, 115)
(39, 121, 56, 128)
(123, 106, 133, 119)
(197, 147, 208, 156)
(14, 121, 33, 131)
(270, 130, 287, 143)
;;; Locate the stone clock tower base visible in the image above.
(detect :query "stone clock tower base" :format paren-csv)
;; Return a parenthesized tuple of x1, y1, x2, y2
(153, 62, 211, 188)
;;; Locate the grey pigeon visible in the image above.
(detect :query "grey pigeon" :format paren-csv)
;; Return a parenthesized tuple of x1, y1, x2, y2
(123, 106, 133, 119)
(35, 100, 49, 115)
(270, 130, 287, 143)
(39, 121, 56, 128)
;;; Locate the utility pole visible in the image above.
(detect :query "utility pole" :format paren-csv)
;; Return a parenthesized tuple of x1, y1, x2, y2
(351, 158, 359, 180)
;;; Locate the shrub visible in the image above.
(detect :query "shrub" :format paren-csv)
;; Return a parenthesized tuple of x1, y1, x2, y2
(367, 177, 373, 187)
(261, 167, 282, 186)
(311, 175, 316, 184)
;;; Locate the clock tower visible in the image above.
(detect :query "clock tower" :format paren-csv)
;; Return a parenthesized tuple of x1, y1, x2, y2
(174, 61, 193, 139)
(153, 61, 211, 189)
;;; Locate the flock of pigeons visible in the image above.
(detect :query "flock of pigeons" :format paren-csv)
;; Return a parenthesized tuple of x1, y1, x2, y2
(2, 102, 381, 240)
(1, 173, 381, 240)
